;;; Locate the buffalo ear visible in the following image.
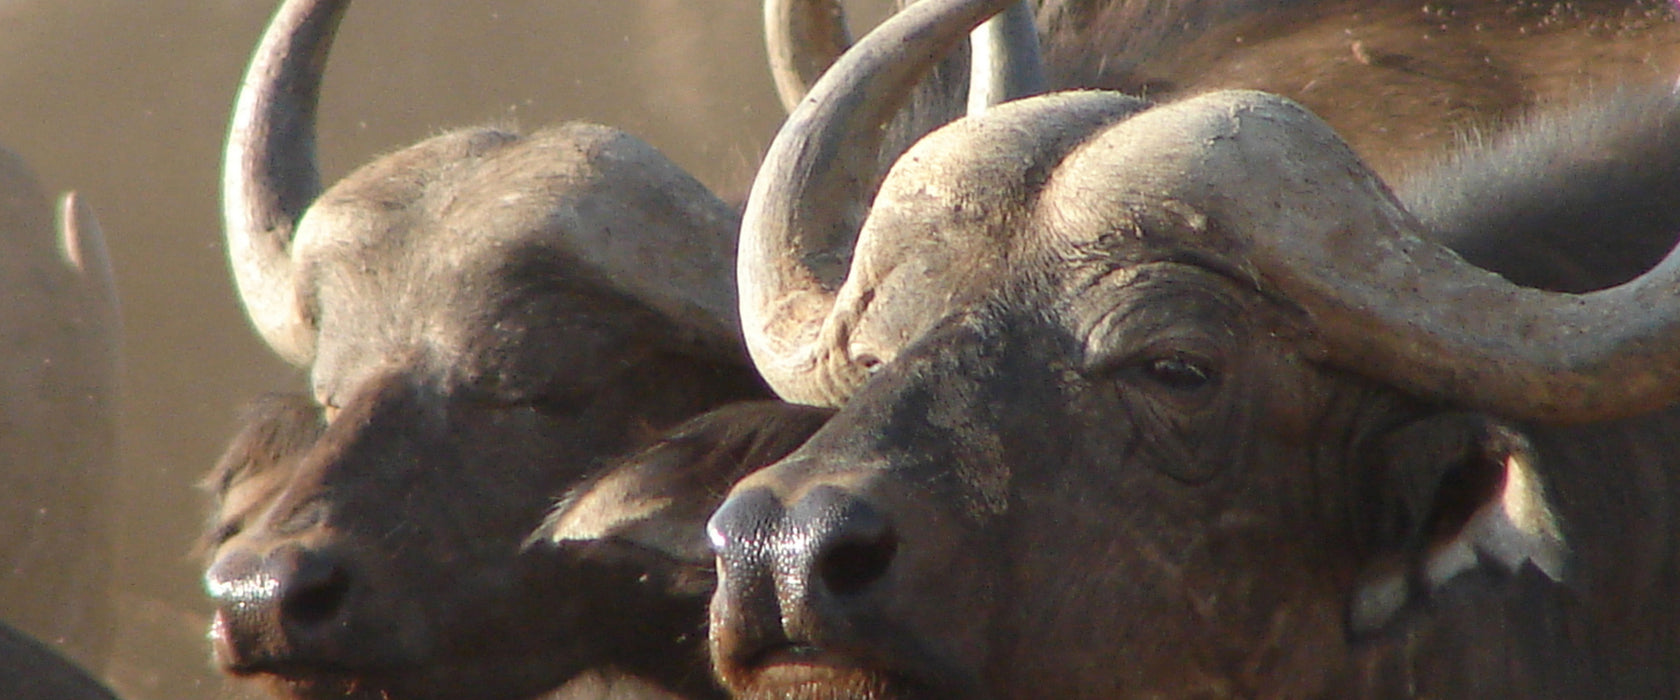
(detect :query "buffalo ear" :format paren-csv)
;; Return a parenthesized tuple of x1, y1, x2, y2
(1349, 417, 1567, 636)
(530, 401, 834, 563)
(201, 393, 324, 497)
(534, 437, 724, 564)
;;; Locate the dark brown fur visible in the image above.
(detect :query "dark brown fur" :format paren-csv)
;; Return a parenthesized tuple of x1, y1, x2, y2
(1038, 0, 1680, 180)
(706, 12, 1680, 694)
(208, 2, 819, 697)
(202, 391, 830, 700)
(201, 127, 780, 700)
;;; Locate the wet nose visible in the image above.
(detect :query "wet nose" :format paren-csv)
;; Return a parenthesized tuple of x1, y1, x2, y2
(794, 485, 897, 599)
(708, 486, 782, 569)
(205, 543, 350, 668)
(709, 484, 898, 622)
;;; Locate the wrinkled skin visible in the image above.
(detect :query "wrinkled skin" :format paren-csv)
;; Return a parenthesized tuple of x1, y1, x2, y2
(710, 85, 1680, 698)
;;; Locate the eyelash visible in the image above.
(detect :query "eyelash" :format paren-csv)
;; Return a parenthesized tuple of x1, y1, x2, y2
(1140, 355, 1216, 392)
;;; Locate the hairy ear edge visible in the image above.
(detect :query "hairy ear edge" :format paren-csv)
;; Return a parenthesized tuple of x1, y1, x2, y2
(1349, 423, 1566, 636)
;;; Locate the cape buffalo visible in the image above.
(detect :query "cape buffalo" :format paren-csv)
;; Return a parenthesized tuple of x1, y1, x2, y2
(1035, 0, 1680, 180)
(0, 148, 119, 670)
(707, 0, 1680, 696)
(769, 0, 1680, 182)
(205, 396, 830, 700)
(199, 0, 829, 698)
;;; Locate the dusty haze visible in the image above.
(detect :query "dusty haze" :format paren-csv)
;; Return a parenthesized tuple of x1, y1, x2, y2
(0, 1, 886, 697)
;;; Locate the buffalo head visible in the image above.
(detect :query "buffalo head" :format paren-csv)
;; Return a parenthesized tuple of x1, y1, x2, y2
(0, 149, 119, 669)
(200, 0, 782, 698)
(708, 0, 1680, 696)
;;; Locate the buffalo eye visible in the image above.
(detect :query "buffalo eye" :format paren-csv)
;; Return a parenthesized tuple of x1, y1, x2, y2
(471, 377, 592, 418)
(849, 340, 886, 374)
(522, 390, 592, 418)
(1143, 355, 1216, 392)
(207, 520, 241, 547)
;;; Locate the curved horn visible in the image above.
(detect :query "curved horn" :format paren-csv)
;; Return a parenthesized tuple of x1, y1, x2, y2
(222, 0, 349, 366)
(966, 0, 1046, 113)
(765, 0, 853, 113)
(740, 0, 1020, 405)
(765, 0, 1044, 115)
(1064, 90, 1680, 425)
(57, 193, 118, 322)
(1304, 229, 1680, 424)
(55, 192, 123, 432)
(56, 192, 122, 344)
(1197, 92, 1680, 424)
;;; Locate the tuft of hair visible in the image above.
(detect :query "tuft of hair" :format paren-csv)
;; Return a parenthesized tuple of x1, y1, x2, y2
(199, 393, 324, 500)
(1399, 84, 1680, 293)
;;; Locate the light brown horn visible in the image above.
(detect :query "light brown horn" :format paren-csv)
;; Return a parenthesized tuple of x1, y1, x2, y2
(1275, 188, 1680, 424)
(966, 0, 1046, 113)
(1060, 90, 1680, 424)
(765, 0, 1044, 115)
(57, 192, 123, 366)
(765, 0, 853, 113)
(1190, 93, 1680, 424)
(57, 192, 119, 328)
(739, 0, 1020, 405)
(222, 0, 348, 366)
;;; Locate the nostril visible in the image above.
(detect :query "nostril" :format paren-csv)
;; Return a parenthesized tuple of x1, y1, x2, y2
(279, 550, 350, 629)
(282, 565, 349, 627)
(799, 486, 897, 599)
(817, 529, 897, 597)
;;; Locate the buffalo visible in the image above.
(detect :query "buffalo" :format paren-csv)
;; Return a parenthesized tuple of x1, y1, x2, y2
(0, 148, 120, 670)
(707, 0, 1680, 697)
(1034, 0, 1680, 180)
(0, 621, 122, 700)
(206, 396, 830, 699)
(768, 0, 1680, 182)
(199, 0, 833, 698)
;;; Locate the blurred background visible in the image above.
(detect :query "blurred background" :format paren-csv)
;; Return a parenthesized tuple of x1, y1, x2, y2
(0, 1, 888, 697)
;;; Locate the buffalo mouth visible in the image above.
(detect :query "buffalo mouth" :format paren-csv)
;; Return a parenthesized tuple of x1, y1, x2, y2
(252, 671, 397, 700)
(209, 611, 514, 700)
(221, 655, 544, 700)
(209, 619, 398, 699)
(726, 645, 915, 700)
(717, 637, 967, 700)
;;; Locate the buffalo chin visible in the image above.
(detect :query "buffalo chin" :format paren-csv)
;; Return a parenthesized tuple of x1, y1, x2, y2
(723, 651, 955, 700)
(731, 668, 921, 700)
(235, 651, 582, 700)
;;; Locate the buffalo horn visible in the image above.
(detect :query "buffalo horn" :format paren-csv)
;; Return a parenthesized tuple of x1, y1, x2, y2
(766, 0, 1044, 115)
(57, 193, 117, 314)
(765, 0, 853, 114)
(1064, 89, 1680, 425)
(966, 1, 1046, 113)
(739, 0, 1020, 405)
(222, 0, 347, 366)
(1244, 140, 1680, 424)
